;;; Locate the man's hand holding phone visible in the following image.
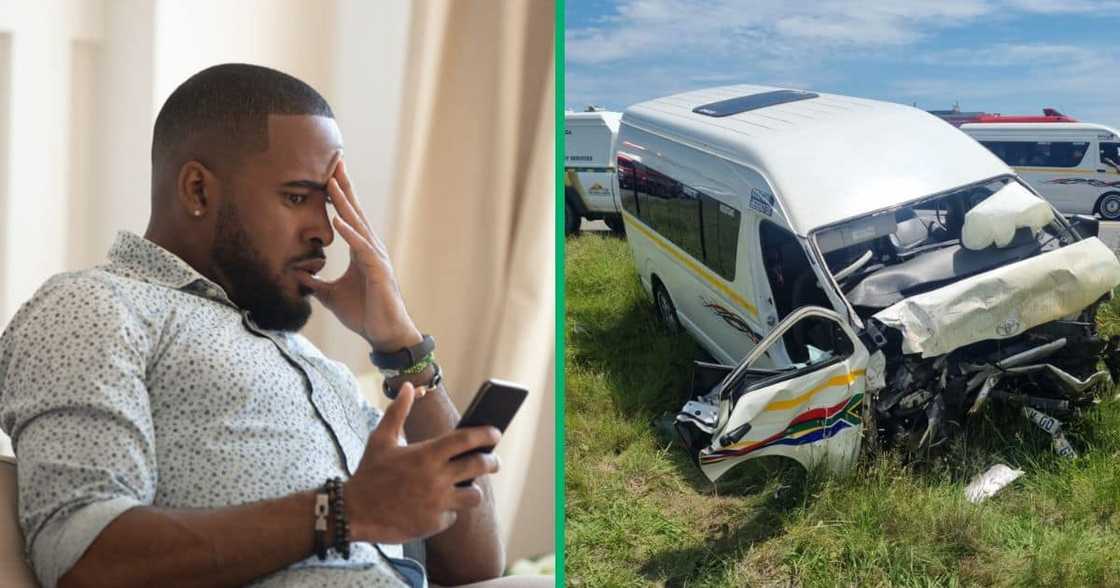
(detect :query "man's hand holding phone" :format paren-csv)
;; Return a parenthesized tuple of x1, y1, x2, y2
(343, 382, 502, 544)
(452, 380, 527, 486)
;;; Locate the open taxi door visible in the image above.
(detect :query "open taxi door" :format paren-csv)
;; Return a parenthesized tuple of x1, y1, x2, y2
(685, 306, 871, 481)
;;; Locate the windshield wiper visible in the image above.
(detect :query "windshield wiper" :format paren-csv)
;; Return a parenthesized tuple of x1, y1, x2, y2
(896, 238, 961, 259)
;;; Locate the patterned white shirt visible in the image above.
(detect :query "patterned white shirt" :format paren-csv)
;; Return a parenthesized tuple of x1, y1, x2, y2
(0, 231, 420, 587)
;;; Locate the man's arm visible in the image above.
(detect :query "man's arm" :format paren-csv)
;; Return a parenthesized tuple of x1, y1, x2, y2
(394, 368, 506, 586)
(59, 383, 497, 588)
(301, 159, 506, 584)
(60, 491, 324, 588)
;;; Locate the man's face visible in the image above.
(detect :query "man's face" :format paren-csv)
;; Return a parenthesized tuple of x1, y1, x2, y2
(211, 114, 343, 331)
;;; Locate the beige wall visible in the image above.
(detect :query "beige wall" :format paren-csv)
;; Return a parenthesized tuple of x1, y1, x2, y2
(0, 31, 9, 320)
(0, 0, 100, 321)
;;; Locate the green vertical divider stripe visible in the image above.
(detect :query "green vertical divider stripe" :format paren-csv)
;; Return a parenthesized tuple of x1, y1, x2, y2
(554, 0, 565, 584)
(553, 0, 564, 577)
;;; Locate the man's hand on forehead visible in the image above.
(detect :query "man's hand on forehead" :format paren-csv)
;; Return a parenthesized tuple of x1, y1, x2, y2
(324, 150, 344, 203)
(294, 156, 423, 353)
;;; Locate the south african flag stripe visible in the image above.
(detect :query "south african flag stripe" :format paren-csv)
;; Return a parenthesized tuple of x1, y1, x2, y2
(700, 393, 862, 464)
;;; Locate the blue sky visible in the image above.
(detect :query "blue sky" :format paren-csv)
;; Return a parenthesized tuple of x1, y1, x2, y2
(566, 0, 1120, 129)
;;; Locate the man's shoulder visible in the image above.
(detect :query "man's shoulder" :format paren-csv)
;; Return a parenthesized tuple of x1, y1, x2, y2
(0, 269, 154, 403)
(27, 266, 130, 306)
(37, 265, 120, 293)
(3, 267, 142, 337)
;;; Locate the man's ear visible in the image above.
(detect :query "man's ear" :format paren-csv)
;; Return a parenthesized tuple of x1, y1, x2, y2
(177, 160, 217, 219)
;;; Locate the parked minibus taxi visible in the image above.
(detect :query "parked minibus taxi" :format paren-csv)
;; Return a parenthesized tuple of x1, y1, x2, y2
(614, 85, 1120, 481)
(960, 122, 1120, 219)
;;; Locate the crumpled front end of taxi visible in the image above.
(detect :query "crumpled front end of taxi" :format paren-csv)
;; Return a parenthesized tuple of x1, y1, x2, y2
(866, 235, 1120, 454)
(673, 178, 1120, 480)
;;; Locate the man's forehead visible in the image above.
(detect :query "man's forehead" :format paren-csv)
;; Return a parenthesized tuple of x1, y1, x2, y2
(266, 114, 341, 147)
(261, 114, 342, 175)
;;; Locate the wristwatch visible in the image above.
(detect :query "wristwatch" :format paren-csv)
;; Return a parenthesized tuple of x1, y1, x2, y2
(373, 334, 441, 399)
(369, 334, 436, 372)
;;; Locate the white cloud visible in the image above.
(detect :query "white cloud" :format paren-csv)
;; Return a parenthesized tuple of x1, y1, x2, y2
(890, 43, 1120, 123)
(566, 0, 999, 65)
(895, 39, 1120, 100)
(566, 0, 1120, 66)
(567, 0, 1120, 120)
(999, 0, 1120, 14)
(773, 15, 919, 46)
(919, 43, 1102, 67)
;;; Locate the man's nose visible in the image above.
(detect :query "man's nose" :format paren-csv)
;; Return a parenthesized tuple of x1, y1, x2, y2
(303, 205, 335, 248)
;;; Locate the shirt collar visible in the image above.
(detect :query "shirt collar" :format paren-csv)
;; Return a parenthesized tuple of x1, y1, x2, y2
(106, 230, 236, 306)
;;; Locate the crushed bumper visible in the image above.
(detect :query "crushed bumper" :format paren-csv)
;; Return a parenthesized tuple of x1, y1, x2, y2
(872, 237, 1120, 358)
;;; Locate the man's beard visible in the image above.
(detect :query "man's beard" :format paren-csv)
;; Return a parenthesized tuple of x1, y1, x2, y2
(211, 200, 315, 332)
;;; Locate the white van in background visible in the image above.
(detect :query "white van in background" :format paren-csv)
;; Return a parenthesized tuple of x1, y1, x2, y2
(564, 110, 624, 234)
(960, 122, 1120, 219)
(616, 85, 1120, 481)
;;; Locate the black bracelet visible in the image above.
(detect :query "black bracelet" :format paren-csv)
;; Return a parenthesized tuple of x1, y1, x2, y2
(313, 490, 330, 561)
(326, 477, 351, 559)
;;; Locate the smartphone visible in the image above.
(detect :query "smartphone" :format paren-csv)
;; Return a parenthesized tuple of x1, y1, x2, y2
(453, 379, 528, 486)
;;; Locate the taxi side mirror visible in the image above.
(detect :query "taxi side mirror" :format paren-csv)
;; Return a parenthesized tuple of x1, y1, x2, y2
(1066, 214, 1099, 238)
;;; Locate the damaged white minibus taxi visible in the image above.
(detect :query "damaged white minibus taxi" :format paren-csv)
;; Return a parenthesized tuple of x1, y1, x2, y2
(616, 86, 1120, 481)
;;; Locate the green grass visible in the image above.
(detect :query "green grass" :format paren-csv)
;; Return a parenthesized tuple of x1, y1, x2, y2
(565, 233, 1120, 587)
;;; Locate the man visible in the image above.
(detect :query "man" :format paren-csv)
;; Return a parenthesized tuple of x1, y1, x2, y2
(0, 64, 547, 587)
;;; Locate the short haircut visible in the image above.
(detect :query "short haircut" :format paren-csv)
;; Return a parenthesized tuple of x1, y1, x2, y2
(151, 63, 334, 174)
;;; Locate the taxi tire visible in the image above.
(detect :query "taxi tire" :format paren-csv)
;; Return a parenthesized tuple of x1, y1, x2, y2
(1097, 192, 1120, 221)
(565, 200, 581, 236)
(605, 216, 625, 234)
(654, 281, 682, 334)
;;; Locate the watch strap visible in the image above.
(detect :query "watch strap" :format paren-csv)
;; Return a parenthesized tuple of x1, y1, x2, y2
(379, 352, 435, 379)
(370, 334, 436, 371)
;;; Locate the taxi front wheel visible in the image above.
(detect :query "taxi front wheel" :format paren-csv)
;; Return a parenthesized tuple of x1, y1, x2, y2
(1097, 192, 1120, 221)
(565, 200, 581, 236)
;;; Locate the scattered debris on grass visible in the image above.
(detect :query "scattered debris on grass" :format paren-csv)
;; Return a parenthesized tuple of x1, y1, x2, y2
(964, 464, 1024, 503)
(1023, 406, 1078, 459)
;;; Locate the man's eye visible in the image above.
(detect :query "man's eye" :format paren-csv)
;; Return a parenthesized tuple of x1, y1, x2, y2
(286, 193, 307, 205)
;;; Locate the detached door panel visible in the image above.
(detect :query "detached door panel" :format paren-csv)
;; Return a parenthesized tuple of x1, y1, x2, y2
(698, 306, 869, 481)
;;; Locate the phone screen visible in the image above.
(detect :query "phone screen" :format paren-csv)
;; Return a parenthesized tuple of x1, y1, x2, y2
(453, 379, 528, 486)
(456, 379, 528, 435)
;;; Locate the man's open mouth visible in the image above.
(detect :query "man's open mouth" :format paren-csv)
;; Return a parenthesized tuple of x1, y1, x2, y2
(291, 258, 326, 277)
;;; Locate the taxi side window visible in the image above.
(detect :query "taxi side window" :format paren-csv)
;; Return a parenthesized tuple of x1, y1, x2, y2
(779, 315, 854, 367)
(622, 157, 741, 281)
(1100, 143, 1120, 170)
(980, 140, 1089, 167)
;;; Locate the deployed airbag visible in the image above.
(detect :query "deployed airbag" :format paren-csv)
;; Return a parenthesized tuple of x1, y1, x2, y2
(873, 238, 1120, 357)
(846, 228, 1043, 309)
(961, 182, 1054, 250)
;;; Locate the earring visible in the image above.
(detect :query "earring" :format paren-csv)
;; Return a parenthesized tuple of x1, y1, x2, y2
(194, 210, 203, 216)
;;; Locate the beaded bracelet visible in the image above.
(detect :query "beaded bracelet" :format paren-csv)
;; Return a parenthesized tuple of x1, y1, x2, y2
(400, 352, 436, 376)
(326, 477, 351, 559)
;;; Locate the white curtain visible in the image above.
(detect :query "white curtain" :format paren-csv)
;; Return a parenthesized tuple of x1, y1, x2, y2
(388, 0, 556, 562)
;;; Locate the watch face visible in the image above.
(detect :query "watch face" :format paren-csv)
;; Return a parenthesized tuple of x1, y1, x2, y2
(382, 379, 400, 400)
(381, 362, 441, 400)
